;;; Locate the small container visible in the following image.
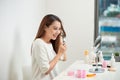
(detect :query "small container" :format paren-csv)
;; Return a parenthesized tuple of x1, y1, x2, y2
(102, 60, 107, 68)
(84, 50, 89, 64)
(75, 70, 81, 78)
(67, 70, 74, 76)
(81, 70, 86, 78)
(75, 69, 87, 78)
(110, 53, 115, 68)
(98, 51, 104, 62)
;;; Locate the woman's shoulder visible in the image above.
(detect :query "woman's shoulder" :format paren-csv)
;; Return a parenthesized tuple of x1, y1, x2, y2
(33, 38, 45, 46)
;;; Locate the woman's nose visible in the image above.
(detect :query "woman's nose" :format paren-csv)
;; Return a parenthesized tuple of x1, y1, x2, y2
(57, 30, 61, 34)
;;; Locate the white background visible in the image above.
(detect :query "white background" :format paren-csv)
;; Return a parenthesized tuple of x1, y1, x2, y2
(0, 0, 94, 80)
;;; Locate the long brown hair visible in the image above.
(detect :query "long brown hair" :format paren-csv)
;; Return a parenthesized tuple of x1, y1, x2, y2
(35, 14, 66, 53)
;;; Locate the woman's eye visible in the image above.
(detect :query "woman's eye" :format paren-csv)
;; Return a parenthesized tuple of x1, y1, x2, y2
(54, 27, 58, 30)
(59, 28, 62, 30)
(54, 27, 61, 30)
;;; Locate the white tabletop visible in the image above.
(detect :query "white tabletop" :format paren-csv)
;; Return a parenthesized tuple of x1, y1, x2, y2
(53, 60, 120, 80)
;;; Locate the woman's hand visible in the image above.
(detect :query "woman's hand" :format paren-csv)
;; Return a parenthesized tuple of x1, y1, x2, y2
(58, 43, 67, 55)
(45, 37, 67, 75)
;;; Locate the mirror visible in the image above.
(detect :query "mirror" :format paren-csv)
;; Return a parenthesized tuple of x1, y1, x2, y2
(95, 0, 120, 60)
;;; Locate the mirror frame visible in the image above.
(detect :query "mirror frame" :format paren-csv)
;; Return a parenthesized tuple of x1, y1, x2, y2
(94, 0, 99, 41)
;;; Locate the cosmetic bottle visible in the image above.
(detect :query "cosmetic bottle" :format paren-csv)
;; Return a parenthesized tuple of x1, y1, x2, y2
(84, 50, 89, 64)
(110, 53, 115, 68)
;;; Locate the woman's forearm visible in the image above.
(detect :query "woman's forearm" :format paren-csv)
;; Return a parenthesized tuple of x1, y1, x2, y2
(45, 52, 62, 75)
(63, 53, 67, 61)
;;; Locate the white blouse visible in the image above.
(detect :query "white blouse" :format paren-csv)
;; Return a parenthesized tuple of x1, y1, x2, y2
(31, 38, 59, 80)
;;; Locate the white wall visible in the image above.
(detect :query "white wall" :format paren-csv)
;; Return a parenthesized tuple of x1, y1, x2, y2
(0, 0, 46, 80)
(0, 0, 94, 80)
(46, 0, 94, 71)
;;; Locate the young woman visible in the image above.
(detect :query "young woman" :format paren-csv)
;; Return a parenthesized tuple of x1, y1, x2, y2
(31, 14, 67, 80)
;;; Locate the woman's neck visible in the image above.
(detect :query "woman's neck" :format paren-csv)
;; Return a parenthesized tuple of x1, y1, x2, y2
(41, 36, 51, 44)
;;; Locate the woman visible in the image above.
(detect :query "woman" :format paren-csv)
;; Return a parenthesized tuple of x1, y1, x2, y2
(31, 14, 67, 80)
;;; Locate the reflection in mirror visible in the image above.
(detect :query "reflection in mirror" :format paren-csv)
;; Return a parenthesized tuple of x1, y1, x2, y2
(95, 0, 120, 60)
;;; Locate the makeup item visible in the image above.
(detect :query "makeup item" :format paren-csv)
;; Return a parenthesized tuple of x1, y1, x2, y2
(75, 70, 81, 78)
(92, 64, 102, 66)
(98, 51, 104, 62)
(107, 65, 111, 68)
(102, 60, 107, 68)
(89, 47, 96, 64)
(87, 74, 96, 77)
(67, 70, 74, 76)
(84, 50, 89, 64)
(108, 68, 116, 72)
(81, 70, 86, 78)
(110, 53, 115, 68)
(75, 70, 86, 78)
(61, 31, 66, 44)
(60, 32, 67, 61)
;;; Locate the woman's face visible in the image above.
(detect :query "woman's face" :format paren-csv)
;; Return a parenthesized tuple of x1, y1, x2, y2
(45, 21, 61, 40)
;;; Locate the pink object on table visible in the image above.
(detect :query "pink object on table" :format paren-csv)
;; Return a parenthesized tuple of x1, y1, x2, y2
(81, 70, 86, 78)
(75, 70, 81, 78)
(75, 69, 86, 78)
(67, 70, 74, 76)
(102, 60, 107, 68)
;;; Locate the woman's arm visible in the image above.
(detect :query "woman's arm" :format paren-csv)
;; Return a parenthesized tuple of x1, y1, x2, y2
(63, 52, 67, 61)
(45, 52, 62, 75)
(45, 43, 67, 75)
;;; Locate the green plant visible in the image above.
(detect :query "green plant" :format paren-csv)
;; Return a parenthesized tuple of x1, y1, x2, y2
(114, 52, 119, 56)
(107, 11, 120, 17)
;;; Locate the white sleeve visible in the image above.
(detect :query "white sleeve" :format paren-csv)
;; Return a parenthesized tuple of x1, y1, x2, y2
(32, 41, 50, 74)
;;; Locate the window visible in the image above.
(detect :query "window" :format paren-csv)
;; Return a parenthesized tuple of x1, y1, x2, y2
(95, 0, 120, 60)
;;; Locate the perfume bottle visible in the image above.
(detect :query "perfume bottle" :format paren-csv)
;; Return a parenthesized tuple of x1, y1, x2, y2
(110, 53, 115, 68)
(84, 50, 89, 64)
